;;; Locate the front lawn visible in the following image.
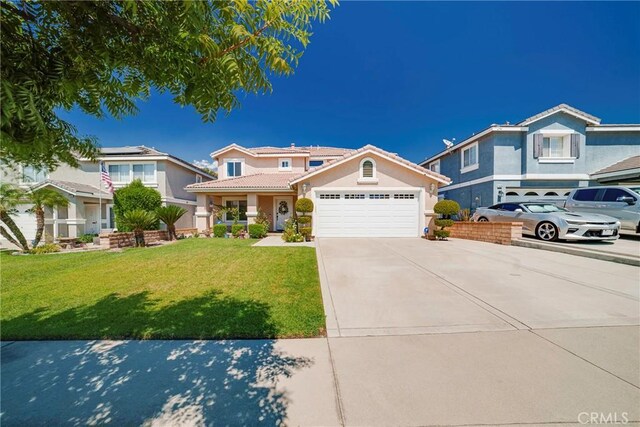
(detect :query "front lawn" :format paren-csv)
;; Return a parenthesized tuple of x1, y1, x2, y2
(0, 239, 325, 340)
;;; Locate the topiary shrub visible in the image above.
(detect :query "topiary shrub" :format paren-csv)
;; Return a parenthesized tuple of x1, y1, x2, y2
(433, 199, 460, 240)
(295, 197, 314, 215)
(297, 216, 311, 225)
(213, 224, 227, 237)
(299, 226, 312, 241)
(231, 224, 245, 237)
(113, 179, 162, 231)
(248, 223, 267, 239)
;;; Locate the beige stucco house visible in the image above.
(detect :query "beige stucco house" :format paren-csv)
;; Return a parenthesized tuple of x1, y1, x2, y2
(186, 143, 450, 237)
(0, 146, 214, 247)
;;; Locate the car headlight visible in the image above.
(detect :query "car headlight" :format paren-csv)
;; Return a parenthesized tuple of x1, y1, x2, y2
(565, 220, 585, 225)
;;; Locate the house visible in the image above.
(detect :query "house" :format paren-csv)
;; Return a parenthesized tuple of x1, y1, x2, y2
(420, 104, 640, 210)
(0, 146, 214, 246)
(186, 143, 450, 237)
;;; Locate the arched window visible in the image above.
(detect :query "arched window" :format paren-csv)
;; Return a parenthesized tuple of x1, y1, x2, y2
(360, 158, 376, 179)
(544, 191, 558, 196)
(524, 191, 538, 196)
(506, 191, 518, 196)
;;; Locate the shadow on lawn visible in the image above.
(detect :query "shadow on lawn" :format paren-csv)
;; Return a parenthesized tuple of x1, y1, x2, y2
(1, 291, 314, 425)
(1, 290, 280, 340)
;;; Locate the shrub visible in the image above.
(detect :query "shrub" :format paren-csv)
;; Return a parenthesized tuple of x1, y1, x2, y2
(297, 216, 311, 225)
(433, 199, 460, 240)
(78, 234, 97, 243)
(434, 200, 460, 218)
(282, 230, 304, 242)
(458, 208, 471, 222)
(156, 205, 188, 240)
(255, 207, 271, 230)
(213, 224, 227, 237)
(231, 224, 245, 237)
(113, 180, 162, 231)
(119, 209, 157, 247)
(248, 223, 267, 239)
(32, 243, 61, 254)
(295, 197, 314, 215)
(299, 226, 312, 241)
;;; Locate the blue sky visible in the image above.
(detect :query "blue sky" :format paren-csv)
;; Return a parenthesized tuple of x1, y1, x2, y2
(61, 1, 640, 168)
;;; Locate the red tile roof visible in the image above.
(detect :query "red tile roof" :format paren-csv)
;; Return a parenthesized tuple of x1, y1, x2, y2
(186, 173, 298, 190)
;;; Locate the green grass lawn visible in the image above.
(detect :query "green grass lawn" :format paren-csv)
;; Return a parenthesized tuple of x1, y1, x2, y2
(0, 239, 325, 340)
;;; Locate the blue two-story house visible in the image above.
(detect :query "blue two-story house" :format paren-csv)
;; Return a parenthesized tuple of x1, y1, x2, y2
(420, 104, 640, 210)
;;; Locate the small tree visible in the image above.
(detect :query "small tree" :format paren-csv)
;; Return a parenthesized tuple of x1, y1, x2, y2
(0, 183, 29, 251)
(295, 197, 314, 239)
(27, 188, 69, 247)
(119, 209, 157, 247)
(113, 180, 162, 231)
(433, 200, 460, 240)
(156, 205, 188, 241)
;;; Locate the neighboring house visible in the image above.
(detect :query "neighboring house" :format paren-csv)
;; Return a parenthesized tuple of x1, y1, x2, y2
(186, 143, 450, 237)
(420, 104, 640, 210)
(0, 146, 214, 246)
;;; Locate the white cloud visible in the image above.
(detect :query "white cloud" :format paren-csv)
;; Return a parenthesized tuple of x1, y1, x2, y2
(192, 159, 218, 172)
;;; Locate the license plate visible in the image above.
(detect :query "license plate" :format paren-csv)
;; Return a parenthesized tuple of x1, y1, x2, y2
(601, 229, 614, 236)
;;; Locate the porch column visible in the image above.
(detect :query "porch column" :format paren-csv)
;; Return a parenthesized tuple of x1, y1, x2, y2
(195, 193, 211, 232)
(66, 199, 80, 238)
(246, 193, 258, 225)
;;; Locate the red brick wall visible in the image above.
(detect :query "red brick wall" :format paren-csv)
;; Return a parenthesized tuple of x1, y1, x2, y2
(100, 230, 168, 248)
(449, 222, 522, 245)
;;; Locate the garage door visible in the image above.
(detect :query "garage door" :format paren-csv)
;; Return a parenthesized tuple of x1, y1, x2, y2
(314, 191, 420, 237)
(0, 204, 36, 248)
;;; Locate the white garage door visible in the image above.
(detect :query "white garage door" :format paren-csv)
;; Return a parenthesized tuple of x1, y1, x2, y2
(0, 204, 36, 248)
(314, 191, 420, 237)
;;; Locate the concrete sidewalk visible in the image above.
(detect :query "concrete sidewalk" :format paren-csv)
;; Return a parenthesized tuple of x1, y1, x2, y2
(2, 328, 639, 426)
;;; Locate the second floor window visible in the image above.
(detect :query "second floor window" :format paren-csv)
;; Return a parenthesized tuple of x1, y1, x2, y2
(133, 164, 155, 182)
(107, 163, 156, 183)
(227, 161, 242, 177)
(22, 165, 48, 183)
(108, 164, 130, 182)
(429, 160, 440, 174)
(461, 143, 478, 170)
(542, 136, 567, 158)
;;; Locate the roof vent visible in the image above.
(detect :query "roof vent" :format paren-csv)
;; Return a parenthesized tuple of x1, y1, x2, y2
(290, 142, 295, 148)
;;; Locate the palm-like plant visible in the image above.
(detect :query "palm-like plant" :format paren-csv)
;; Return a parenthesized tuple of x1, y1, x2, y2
(0, 183, 29, 251)
(27, 189, 69, 247)
(119, 209, 157, 247)
(156, 205, 188, 240)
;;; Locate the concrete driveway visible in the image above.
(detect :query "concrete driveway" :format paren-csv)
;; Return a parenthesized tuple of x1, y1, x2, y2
(316, 238, 640, 337)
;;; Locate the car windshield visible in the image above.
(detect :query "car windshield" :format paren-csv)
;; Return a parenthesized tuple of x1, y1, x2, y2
(630, 187, 640, 195)
(523, 203, 568, 213)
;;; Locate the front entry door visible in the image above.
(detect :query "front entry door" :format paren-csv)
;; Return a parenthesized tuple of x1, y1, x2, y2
(275, 197, 292, 231)
(85, 204, 100, 235)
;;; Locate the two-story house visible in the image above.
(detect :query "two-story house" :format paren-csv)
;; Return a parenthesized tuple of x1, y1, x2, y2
(0, 146, 214, 246)
(186, 143, 450, 237)
(420, 104, 640, 210)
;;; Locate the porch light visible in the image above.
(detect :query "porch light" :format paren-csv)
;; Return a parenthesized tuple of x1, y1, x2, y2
(208, 200, 214, 210)
(429, 183, 436, 195)
(302, 183, 308, 193)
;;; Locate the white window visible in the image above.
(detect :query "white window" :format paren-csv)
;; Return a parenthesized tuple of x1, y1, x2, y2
(195, 174, 203, 183)
(369, 194, 390, 199)
(279, 158, 292, 171)
(344, 194, 365, 199)
(224, 199, 247, 221)
(460, 142, 478, 173)
(393, 194, 415, 199)
(226, 159, 243, 177)
(319, 194, 341, 199)
(132, 164, 155, 182)
(429, 160, 440, 174)
(21, 165, 48, 183)
(108, 164, 130, 183)
(359, 158, 377, 182)
(542, 136, 570, 158)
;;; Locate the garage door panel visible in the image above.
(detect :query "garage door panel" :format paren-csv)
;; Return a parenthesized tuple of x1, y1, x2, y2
(315, 191, 419, 238)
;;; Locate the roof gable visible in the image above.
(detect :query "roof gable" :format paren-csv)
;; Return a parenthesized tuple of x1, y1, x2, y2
(517, 104, 601, 126)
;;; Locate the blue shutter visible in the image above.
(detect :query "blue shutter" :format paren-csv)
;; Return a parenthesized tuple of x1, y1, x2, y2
(570, 134, 580, 158)
(533, 134, 543, 158)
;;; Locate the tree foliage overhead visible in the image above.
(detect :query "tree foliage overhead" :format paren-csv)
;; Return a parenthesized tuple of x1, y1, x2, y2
(1, 0, 336, 170)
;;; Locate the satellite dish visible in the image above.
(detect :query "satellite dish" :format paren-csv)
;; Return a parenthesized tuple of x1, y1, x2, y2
(443, 138, 455, 148)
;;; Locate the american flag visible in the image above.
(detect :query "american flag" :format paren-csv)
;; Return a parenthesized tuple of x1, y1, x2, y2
(100, 162, 114, 194)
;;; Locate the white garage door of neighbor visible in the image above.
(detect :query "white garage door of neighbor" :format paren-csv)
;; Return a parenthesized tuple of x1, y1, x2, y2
(1, 205, 37, 247)
(315, 191, 420, 237)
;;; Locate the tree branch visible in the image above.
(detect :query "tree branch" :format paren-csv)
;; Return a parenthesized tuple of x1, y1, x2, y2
(200, 21, 271, 65)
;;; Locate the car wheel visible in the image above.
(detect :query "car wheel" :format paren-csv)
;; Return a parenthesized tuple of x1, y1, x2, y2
(536, 222, 558, 241)
(477, 217, 489, 222)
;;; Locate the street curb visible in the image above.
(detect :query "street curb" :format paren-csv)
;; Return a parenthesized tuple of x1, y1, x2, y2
(512, 239, 640, 267)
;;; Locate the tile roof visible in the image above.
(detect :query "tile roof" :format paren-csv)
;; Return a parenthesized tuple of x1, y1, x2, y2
(186, 173, 299, 190)
(34, 179, 112, 198)
(591, 156, 640, 176)
(517, 103, 601, 125)
(291, 144, 451, 185)
(247, 146, 354, 156)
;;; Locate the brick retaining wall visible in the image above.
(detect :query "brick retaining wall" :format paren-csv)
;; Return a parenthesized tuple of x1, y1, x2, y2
(100, 230, 168, 248)
(449, 222, 523, 245)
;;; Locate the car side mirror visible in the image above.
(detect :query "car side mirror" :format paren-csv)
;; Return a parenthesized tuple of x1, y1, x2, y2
(616, 196, 636, 205)
(514, 208, 524, 213)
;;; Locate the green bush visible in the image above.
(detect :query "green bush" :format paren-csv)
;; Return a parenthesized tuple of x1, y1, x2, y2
(78, 234, 97, 243)
(295, 197, 314, 214)
(255, 207, 271, 229)
(282, 230, 304, 243)
(231, 224, 245, 237)
(434, 230, 450, 240)
(434, 219, 454, 228)
(32, 243, 61, 254)
(299, 226, 312, 240)
(113, 180, 162, 231)
(248, 223, 267, 239)
(434, 199, 460, 218)
(297, 216, 311, 225)
(213, 224, 227, 237)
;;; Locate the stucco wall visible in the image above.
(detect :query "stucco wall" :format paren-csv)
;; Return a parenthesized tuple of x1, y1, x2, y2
(218, 149, 306, 178)
(163, 161, 199, 201)
(585, 131, 640, 173)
